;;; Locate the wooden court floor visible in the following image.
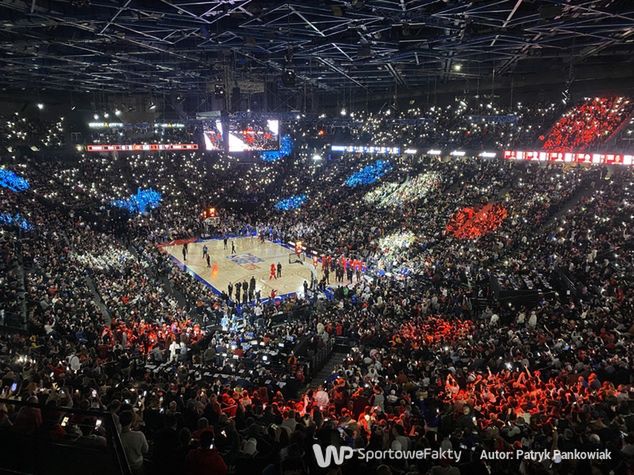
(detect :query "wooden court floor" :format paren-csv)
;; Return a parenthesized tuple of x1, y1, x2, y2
(162, 237, 316, 300)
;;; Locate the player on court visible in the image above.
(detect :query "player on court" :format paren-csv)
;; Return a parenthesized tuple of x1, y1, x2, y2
(269, 263, 277, 280)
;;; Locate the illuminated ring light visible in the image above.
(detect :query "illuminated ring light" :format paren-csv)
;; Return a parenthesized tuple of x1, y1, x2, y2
(446, 203, 508, 239)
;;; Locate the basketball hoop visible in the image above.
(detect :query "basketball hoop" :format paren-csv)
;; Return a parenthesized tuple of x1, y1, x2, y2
(201, 207, 220, 237)
(201, 207, 220, 225)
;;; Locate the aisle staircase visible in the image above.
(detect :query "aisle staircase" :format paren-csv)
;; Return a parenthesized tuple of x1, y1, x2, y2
(310, 351, 347, 387)
(85, 274, 112, 324)
(602, 110, 634, 150)
(544, 175, 599, 227)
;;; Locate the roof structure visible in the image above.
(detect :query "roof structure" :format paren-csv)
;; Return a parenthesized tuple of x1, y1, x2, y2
(0, 0, 633, 94)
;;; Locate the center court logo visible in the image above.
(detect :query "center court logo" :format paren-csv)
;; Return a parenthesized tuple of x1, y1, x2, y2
(312, 444, 461, 468)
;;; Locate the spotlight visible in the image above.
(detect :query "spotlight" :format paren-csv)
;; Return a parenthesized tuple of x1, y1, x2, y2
(149, 103, 157, 111)
(312, 153, 322, 161)
(281, 69, 296, 87)
(340, 108, 347, 116)
(71, 106, 76, 111)
(114, 109, 121, 116)
(36, 103, 44, 110)
(104, 112, 109, 118)
(93, 114, 99, 120)
(214, 85, 225, 97)
(453, 63, 462, 72)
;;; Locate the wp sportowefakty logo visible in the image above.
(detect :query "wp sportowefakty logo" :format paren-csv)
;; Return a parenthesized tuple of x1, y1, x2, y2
(312, 444, 355, 468)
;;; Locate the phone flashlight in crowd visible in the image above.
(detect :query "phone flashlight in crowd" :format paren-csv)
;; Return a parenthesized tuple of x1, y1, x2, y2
(92, 389, 97, 398)
(124, 399, 130, 404)
(61, 416, 70, 427)
(143, 391, 147, 397)
(209, 443, 214, 449)
(95, 419, 102, 429)
(221, 430, 227, 437)
(49, 372, 54, 378)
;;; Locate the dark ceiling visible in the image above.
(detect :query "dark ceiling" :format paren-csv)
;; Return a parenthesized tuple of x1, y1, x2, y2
(0, 0, 633, 95)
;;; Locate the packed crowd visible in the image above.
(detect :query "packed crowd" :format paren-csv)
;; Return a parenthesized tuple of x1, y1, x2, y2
(541, 97, 633, 152)
(329, 100, 562, 152)
(0, 112, 65, 151)
(0, 104, 633, 475)
(89, 123, 201, 146)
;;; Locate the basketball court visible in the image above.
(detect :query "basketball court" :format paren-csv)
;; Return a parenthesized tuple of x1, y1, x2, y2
(161, 237, 316, 301)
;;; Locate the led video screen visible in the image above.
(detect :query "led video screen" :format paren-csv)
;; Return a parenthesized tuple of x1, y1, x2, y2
(203, 120, 224, 151)
(228, 118, 279, 152)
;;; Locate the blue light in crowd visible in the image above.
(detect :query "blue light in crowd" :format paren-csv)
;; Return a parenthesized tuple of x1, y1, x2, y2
(0, 212, 32, 230)
(261, 135, 293, 162)
(112, 188, 162, 214)
(0, 169, 30, 192)
(345, 160, 392, 188)
(274, 194, 307, 211)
